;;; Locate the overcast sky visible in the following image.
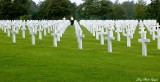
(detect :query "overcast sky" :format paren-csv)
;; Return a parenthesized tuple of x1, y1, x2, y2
(33, 0, 151, 5)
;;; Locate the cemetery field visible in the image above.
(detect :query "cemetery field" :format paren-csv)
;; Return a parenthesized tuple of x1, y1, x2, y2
(0, 25, 160, 82)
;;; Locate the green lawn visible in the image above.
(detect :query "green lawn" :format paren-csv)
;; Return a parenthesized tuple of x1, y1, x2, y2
(0, 25, 160, 82)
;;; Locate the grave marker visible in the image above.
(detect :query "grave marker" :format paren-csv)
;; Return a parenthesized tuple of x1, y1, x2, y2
(21, 21, 26, 38)
(138, 31, 150, 56)
(107, 31, 115, 53)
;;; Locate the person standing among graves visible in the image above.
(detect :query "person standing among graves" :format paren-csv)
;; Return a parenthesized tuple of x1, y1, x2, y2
(70, 17, 74, 25)
(63, 17, 66, 21)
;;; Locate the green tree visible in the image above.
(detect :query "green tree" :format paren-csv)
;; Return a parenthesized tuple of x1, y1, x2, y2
(134, 0, 147, 19)
(69, 2, 77, 19)
(148, 0, 160, 23)
(0, 0, 31, 20)
(112, 0, 125, 19)
(36, 1, 48, 19)
(82, 0, 113, 19)
(148, 0, 159, 19)
(30, 1, 38, 19)
(37, 0, 72, 20)
(156, 1, 160, 23)
(82, 0, 99, 19)
(75, 4, 86, 20)
(121, 1, 136, 19)
(99, 0, 113, 19)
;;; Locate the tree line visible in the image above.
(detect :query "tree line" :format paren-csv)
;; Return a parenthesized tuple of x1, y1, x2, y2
(0, 0, 159, 23)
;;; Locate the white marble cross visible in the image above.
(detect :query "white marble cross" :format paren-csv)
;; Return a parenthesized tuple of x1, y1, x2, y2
(57, 29, 61, 42)
(149, 25, 156, 40)
(115, 27, 122, 41)
(95, 24, 101, 40)
(52, 31, 58, 47)
(122, 27, 126, 36)
(77, 30, 85, 49)
(139, 23, 146, 38)
(138, 31, 150, 56)
(31, 26, 36, 45)
(124, 28, 132, 47)
(107, 31, 115, 53)
(74, 20, 85, 49)
(89, 23, 94, 36)
(15, 21, 20, 34)
(92, 25, 96, 37)
(99, 26, 107, 45)
(38, 25, 43, 40)
(139, 22, 145, 31)
(12, 24, 18, 43)
(4, 24, 7, 33)
(43, 25, 47, 36)
(47, 26, 51, 34)
(7, 24, 11, 37)
(155, 23, 160, 49)
(21, 21, 26, 38)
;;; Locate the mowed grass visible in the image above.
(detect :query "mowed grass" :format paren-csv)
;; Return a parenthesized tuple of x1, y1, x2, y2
(0, 25, 160, 82)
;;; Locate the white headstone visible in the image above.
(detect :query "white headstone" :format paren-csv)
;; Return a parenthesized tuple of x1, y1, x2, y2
(21, 21, 26, 38)
(43, 25, 47, 36)
(115, 28, 121, 41)
(12, 24, 17, 43)
(77, 30, 85, 49)
(100, 26, 105, 45)
(107, 31, 115, 53)
(74, 20, 85, 49)
(96, 28, 100, 40)
(57, 30, 61, 41)
(155, 23, 160, 49)
(52, 32, 58, 47)
(138, 31, 150, 56)
(38, 25, 43, 40)
(31, 26, 36, 45)
(4, 24, 7, 33)
(7, 24, 11, 37)
(124, 28, 132, 47)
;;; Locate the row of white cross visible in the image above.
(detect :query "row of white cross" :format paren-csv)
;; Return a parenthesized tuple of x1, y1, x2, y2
(80, 20, 160, 56)
(143, 20, 160, 49)
(0, 20, 70, 47)
(139, 20, 160, 56)
(0, 20, 160, 56)
(74, 20, 85, 49)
